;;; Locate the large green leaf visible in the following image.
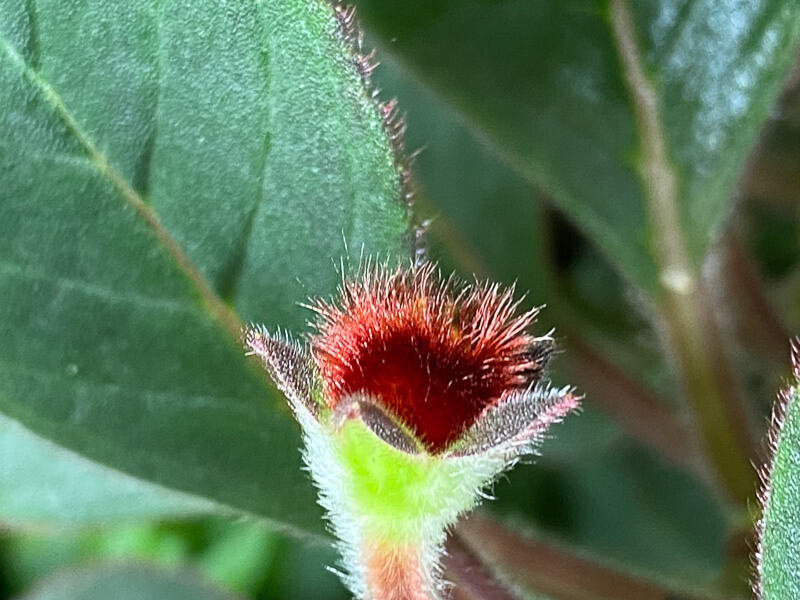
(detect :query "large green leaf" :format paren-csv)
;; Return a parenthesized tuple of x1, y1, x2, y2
(0, 0, 408, 532)
(0, 414, 220, 526)
(18, 562, 242, 600)
(370, 46, 666, 386)
(757, 362, 800, 600)
(354, 0, 800, 295)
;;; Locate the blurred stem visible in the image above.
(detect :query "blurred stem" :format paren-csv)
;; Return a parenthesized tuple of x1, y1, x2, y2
(558, 335, 701, 474)
(425, 195, 707, 478)
(444, 535, 518, 600)
(414, 192, 494, 280)
(609, 0, 756, 507)
(457, 515, 722, 600)
(720, 233, 791, 364)
(720, 520, 756, 598)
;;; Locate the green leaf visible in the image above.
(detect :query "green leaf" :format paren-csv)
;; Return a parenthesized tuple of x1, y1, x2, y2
(1, 519, 282, 596)
(370, 54, 548, 295)
(196, 520, 279, 596)
(355, 0, 800, 294)
(18, 562, 242, 600)
(0, 0, 408, 532)
(371, 43, 658, 378)
(757, 355, 800, 600)
(0, 414, 220, 526)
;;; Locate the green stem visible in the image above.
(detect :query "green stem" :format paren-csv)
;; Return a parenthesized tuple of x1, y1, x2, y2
(609, 0, 756, 507)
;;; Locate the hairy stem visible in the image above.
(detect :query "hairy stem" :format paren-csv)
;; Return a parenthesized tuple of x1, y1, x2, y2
(362, 543, 438, 600)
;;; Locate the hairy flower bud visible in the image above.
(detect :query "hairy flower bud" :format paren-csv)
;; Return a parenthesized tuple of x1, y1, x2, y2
(245, 262, 579, 600)
(309, 263, 552, 453)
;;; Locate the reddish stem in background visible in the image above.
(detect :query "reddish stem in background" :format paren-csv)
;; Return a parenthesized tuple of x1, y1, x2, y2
(444, 535, 518, 600)
(559, 335, 702, 474)
(425, 202, 706, 475)
(457, 515, 722, 600)
(719, 234, 791, 365)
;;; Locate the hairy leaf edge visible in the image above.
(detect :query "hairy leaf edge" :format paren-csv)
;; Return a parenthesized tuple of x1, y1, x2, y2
(754, 338, 800, 598)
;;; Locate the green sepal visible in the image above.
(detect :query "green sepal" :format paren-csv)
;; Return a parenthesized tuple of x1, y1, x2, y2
(334, 417, 505, 546)
(293, 392, 510, 599)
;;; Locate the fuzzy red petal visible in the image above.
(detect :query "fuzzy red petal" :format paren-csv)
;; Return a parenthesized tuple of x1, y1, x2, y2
(309, 263, 552, 453)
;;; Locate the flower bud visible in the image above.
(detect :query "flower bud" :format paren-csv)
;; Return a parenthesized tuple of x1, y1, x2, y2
(245, 262, 579, 600)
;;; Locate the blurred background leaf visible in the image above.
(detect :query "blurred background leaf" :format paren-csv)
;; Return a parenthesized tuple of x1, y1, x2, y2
(16, 562, 244, 600)
(354, 0, 800, 294)
(1, 519, 349, 599)
(0, 413, 220, 527)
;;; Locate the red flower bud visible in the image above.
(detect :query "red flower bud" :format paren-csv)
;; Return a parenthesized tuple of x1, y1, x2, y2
(309, 263, 553, 453)
(244, 262, 578, 600)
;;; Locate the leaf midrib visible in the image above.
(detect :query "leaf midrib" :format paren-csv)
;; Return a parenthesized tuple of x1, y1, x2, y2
(608, 0, 692, 296)
(607, 0, 757, 505)
(0, 34, 243, 343)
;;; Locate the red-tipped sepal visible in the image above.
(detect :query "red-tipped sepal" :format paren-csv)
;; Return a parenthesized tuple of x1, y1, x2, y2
(446, 385, 581, 458)
(244, 325, 323, 418)
(243, 263, 580, 600)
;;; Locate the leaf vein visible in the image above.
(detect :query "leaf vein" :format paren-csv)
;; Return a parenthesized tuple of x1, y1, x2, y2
(0, 359, 260, 415)
(0, 34, 243, 342)
(608, 0, 692, 293)
(0, 261, 205, 316)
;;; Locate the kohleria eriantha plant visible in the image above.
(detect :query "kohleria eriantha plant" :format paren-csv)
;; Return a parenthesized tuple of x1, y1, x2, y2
(244, 261, 579, 600)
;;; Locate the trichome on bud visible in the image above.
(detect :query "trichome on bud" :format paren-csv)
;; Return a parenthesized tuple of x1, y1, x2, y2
(245, 262, 579, 600)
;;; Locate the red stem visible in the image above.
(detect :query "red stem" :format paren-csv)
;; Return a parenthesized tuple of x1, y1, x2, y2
(362, 543, 436, 600)
(457, 515, 723, 600)
(559, 335, 702, 474)
(444, 535, 518, 600)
